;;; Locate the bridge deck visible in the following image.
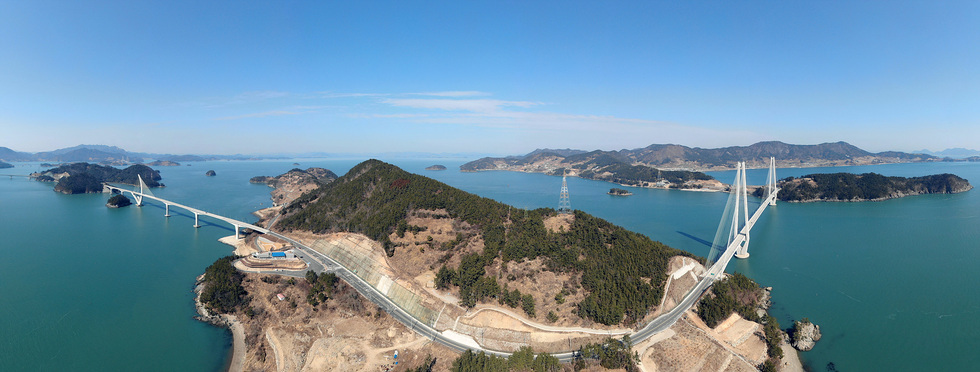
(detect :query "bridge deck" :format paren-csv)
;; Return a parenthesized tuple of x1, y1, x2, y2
(706, 190, 778, 278)
(104, 184, 270, 234)
(102, 181, 779, 360)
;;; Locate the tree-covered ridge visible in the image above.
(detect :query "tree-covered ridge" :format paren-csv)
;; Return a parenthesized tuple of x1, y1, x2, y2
(33, 162, 164, 194)
(756, 172, 972, 202)
(0, 160, 12, 169)
(567, 151, 713, 187)
(200, 256, 249, 314)
(277, 159, 701, 325)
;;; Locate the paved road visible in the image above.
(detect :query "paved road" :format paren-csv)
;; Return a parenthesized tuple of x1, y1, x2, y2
(240, 197, 776, 361)
(261, 230, 727, 362)
(247, 231, 715, 362)
(122, 186, 744, 360)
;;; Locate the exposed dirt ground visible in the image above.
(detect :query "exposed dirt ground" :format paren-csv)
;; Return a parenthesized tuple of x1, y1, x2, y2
(235, 273, 459, 372)
(249, 194, 789, 371)
(236, 257, 308, 271)
(637, 313, 758, 372)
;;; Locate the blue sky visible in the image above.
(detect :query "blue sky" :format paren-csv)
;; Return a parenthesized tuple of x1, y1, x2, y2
(1, 1, 977, 155)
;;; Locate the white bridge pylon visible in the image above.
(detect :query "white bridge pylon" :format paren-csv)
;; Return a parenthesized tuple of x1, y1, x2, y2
(132, 174, 158, 207)
(707, 158, 779, 275)
(104, 178, 270, 240)
(731, 161, 751, 258)
(732, 157, 778, 259)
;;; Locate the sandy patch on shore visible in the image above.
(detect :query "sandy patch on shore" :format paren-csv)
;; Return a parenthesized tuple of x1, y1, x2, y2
(219, 235, 258, 256)
(779, 338, 805, 372)
(226, 315, 246, 372)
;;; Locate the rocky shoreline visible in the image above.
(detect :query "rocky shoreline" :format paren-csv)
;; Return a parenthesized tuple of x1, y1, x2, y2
(194, 273, 245, 372)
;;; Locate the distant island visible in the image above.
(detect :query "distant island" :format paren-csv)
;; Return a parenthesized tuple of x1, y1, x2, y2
(608, 187, 632, 196)
(106, 194, 132, 208)
(205, 170, 216, 176)
(463, 140, 940, 173)
(0, 160, 12, 169)
(250, 167, 338, 206)
(462, 150, 720, 190)
(755, 172, 973, 202)
(147, 160, 180, 166)
(425, 164, 447, 171)
(31, 163, 163, 194)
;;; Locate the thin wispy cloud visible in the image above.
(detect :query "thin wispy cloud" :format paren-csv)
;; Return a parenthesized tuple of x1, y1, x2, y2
(349, 113, 432, 119)
(385, 98, 541, 113)
(233, 90, 289, 101)
(320, 92, 391, 98)
(409, 91, 490, 97)
(214, 110, 297, 121)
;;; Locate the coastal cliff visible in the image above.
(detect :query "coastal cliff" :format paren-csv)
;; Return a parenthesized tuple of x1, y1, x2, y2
(758, 172, 972, 202)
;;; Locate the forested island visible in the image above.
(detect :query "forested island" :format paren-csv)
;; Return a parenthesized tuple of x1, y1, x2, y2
(147, 160, 180, 166)
(276, 159, 701, 325)
(608, 188, 632, 196)
(425, 164, 447, 170)
(756, 172, 972, 202)
(106, 194, 132, 208)
(0, 160, 12, 169)
(31, 163, 163, 194)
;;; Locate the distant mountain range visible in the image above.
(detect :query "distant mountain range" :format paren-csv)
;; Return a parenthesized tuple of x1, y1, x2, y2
(913, 148, 980, 158)
(0, 144, 262, 164)
(462, 141, 943, 174)
(0, 144, 496, 164)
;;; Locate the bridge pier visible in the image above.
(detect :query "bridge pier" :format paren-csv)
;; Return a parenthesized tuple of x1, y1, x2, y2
(194, 213, 200, 228)
(234, 225, 240, 239)
(164, 203, 171, 217)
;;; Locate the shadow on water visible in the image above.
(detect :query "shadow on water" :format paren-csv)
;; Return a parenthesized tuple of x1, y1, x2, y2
(137, 202, 233, 232)
(676, 231, 713, 248)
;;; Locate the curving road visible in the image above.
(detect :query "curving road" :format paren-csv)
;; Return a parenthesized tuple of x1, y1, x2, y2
(118, 187, 762, 361)
(263, 229, 725, 362)
(257, 191, 778, 359)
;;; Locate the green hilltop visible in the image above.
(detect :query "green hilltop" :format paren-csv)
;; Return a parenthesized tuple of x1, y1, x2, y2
(277, 159, 701, 325)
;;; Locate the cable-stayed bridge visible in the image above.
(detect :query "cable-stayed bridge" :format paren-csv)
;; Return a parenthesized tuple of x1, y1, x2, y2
(103, 175, 269, 239)
(101, 159, 780, 360)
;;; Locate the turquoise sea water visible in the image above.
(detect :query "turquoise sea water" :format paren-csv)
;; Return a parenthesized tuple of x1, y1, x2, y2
(1, 159, 978, 371)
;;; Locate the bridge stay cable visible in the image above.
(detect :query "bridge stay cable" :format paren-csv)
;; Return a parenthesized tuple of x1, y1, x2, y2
(707, 159, 779, 276)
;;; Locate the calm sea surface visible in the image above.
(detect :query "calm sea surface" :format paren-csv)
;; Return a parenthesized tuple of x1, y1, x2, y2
(1, 159, 978, 371)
